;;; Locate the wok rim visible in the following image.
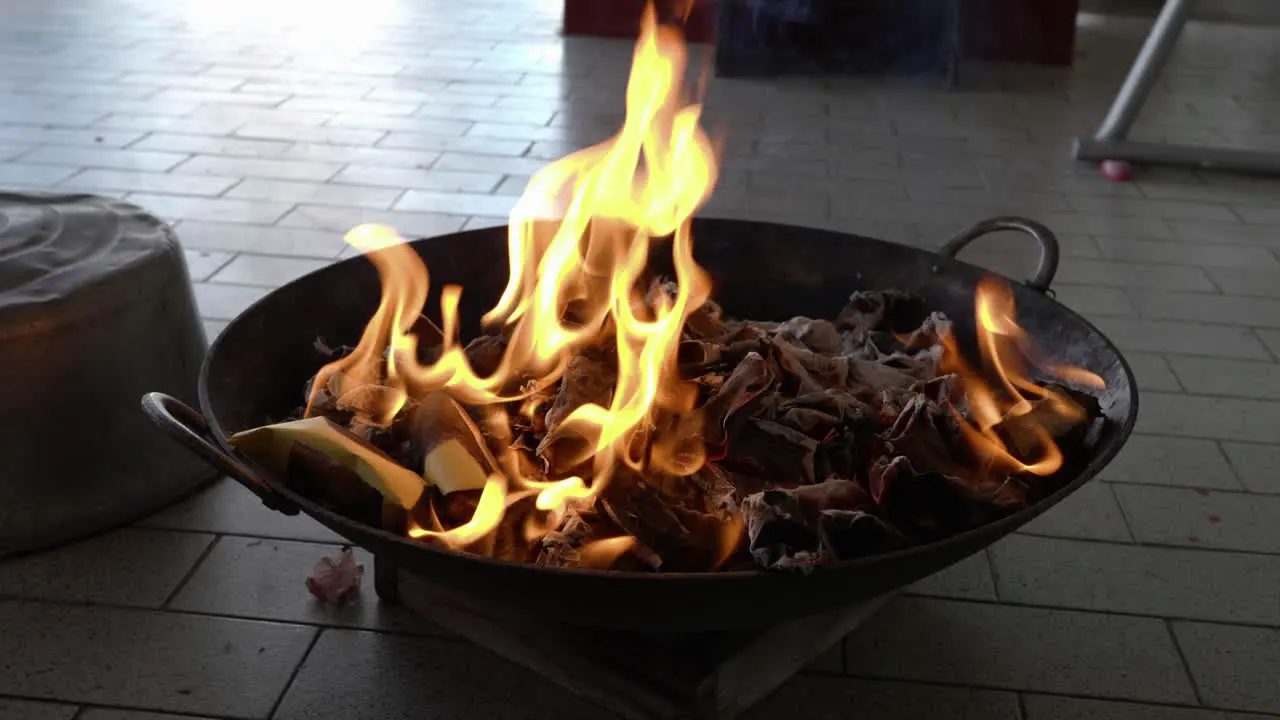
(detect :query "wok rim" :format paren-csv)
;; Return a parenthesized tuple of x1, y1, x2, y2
(198, 218, 1140, 584)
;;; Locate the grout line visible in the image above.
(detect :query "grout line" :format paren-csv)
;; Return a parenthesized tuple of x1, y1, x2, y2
(2, 693, 246, 720)
(192, 277, 284, 291)
(1166, 618, 1207, 706)
(199, 249, 240, 281)
(983, 547, 1003, 602)
(1125, 428, 1280, 448)
(1152, 353, 1189, 392)
(1198, 286, 1280, 303)
(0, 593, 453, 639)
(1103, 482, 1140, 543)
(271, 201, 301, 227)
(1098, 381, 1279, 405)
(1090, 235, 1280, 260)
(132, 522, 351, 546)
(905, 593, 1280, 630)
(1090, 477, 1254, 500)
(214, 175, 246, 200)
(1253, 328, 1280, 363)
(75, 700, 245, 720)
(119, 128, 155, 150)
(266, 627, 323, 720)
(8, 573, 1279, 635)
(1212, 440, 1252, 491)
(160, 534, 222, 609)
(183, 243, 344, 262)
(1201, 264, 1229, 296)
(185, 243, 345, 266)
(824, 674, 1240, 716)
(1015, 692, 1029, 720)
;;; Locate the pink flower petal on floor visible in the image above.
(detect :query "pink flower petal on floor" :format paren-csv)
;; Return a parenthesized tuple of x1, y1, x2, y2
(306, 547, 365, 605)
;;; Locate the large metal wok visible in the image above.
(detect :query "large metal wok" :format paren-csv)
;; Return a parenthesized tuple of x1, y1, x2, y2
(143, 216, 1138, 631)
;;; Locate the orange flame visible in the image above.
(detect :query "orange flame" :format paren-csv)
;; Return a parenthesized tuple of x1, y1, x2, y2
(306, 4, 715, 549)
(942, 277, 1105, 479)
(579, 536, 639, 569)
(407, 475, 508, 545)
(304, 6, 1102, 555)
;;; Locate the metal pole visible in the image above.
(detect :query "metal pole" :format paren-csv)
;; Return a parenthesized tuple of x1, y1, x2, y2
(1073, 0, 1280, 176)
(1093, 0, 1195, 140)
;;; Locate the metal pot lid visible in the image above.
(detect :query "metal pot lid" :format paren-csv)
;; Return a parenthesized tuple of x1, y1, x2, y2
(0, 192, 181, 333)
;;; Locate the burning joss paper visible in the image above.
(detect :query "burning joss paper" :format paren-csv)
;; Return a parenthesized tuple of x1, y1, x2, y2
(269, 274, 1107, 573)
(233, 5, 1108, 574)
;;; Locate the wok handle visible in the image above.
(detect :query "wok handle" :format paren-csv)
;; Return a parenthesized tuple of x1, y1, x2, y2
(937, 216, 1060, 294)
(140, 392, 300, 515)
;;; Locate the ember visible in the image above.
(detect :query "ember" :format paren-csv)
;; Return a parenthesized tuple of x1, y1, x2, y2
(228, 5, 1107, 574)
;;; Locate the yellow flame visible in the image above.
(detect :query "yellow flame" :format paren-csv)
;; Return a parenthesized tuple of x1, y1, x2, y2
(407, 475, 508, 546)
(578, 536, 638, 570)
(943, 277, 1103, 479)
(714, 514, 744, 570)
(306, 4, 716, 550)
(530, 477, 593, 512)
(1045, 364, 1106, 389)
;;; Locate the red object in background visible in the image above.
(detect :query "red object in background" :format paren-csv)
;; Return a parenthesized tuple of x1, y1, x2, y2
(563, 0, 1080, 66)
(1099, 160, 1134, 182)
(961, 0, 1080, 65)
(562, 0, 716, 43)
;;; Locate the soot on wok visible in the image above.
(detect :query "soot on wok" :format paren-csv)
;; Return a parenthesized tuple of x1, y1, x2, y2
(245, 281, 1106, 574)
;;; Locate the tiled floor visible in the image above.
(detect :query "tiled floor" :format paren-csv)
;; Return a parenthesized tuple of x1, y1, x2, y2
(2, 0, 1280, 717)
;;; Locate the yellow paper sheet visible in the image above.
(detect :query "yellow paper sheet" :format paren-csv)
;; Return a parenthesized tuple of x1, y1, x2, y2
(423, 438, 490, 496)
(230, 416, 426, 509)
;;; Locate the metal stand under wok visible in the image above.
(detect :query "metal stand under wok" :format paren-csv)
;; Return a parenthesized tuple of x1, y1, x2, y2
(375, 503, 891, 720)
(381, 561, 892, 719)
(1073, 0, 1280, 175)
